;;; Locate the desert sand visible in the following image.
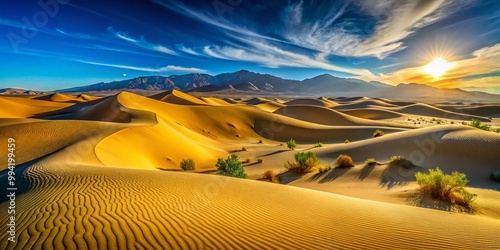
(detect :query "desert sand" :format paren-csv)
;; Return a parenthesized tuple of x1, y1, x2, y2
(1, 90, 500, 249)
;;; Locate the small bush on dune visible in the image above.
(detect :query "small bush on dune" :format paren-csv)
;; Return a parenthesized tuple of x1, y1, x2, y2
(263, 170, 279, 183)
(415, 168, 476, 208)
(365, 158, 377, 165)
(285, 151, 320, 173)
(314, 142, 323, 148)
(241, 147, 247, 151)
(287, 138, 297, 150)
(257, 158, 264, 163)
(344, 139, 350, 144)
(373, 129, 385, 137)
(388, 156, 414, 169)
(180, 158, 195, 171)
(318, 165, 332, 173)
(468, 119, 490, 131)
(242, 158, 251, 163)
(216, 154, 248, 178)
(336, 154, 355, 168)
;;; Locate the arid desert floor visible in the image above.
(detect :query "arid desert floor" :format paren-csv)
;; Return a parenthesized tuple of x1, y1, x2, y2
(1, 90, 500, 249)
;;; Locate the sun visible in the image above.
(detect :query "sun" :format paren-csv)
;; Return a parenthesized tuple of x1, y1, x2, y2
(423, 57, 453, 78)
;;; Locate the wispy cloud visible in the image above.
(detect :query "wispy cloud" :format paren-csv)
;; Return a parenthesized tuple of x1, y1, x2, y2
(177, 44, 201, 56)
(55, 28, 98, 40)
(200, 39, 374, 77)
(283, 0, 473, 58)
(108, 26, 177, 55)
(76, 60, 207, 73)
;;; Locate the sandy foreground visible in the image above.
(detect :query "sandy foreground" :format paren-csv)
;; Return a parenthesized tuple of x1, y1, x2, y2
(1, 90, 499, 249)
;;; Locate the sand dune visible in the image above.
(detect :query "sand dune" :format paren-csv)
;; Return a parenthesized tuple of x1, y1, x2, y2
(150, 90, 207, 105)
(0, 96, 72, 118)
(334, 99, 398, 109)
(392, 103, 490, 121)
(314, 125, 500, 187)
(1, 90, 500, 249)
(455, 105, 500, 118)
(341, 108, 404, 120)
(284, 98, 335, 107)
(274, 105, 412, 128)
(34, 93, 94, 103)
(1, 159, 499, 249)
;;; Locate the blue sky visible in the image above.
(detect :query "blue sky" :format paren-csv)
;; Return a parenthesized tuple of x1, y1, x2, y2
(0, 0, 499, 93)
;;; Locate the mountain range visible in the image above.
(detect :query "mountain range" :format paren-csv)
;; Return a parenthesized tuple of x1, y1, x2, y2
(2, 70, 499, 102)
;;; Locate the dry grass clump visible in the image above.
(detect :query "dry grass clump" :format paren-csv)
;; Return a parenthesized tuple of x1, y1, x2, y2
(336, 154, 355, 168)
(365, 158, 377, 165)
(262, 170, 279, 183)
(388, 156, 414, 169)
(415, 168, 476, 209)
(318, 165, 332, 174)
(285, 151, 319, 173)
(257, 158, 264, 163)
(241, 147, 247, 151)
(180, 158, 195, 171)
(314, 142, 323, 148)
(373, 129, 385, 137)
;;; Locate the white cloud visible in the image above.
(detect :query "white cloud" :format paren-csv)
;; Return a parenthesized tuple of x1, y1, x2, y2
(76, 60, 207, 73)
(108, 26, 177, 55)
(283, 0, 472, 58)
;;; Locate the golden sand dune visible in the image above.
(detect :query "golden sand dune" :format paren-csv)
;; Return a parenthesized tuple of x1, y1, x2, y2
(284, 98, 335, 107)
(0, 96, 72, 118)
(392, 103, 490, 121)
(1, 159, 499, 250)
(1, 90, 500, 249)
(34, 93, 91, 103)
(341, 108, 404, 120)
(455, 105, 500, 118)
(150, 90, 207, 105)
(334, 99, 398, 109)
(274, 105, 412, 128)
(314, 125, 500, 186)
(199, 97, 231, 105)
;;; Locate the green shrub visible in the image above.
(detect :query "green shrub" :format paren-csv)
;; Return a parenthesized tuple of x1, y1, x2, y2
(180, 158, 195, 171)
(216, 154, 248, 178)
(468, 119, 490, 131)
(495, 129, 500, 133)
(285, 151, 320, 173)
(318, 165, 332, 173)
(365, 158, 377, 165)
(336, 154, 355, 168)
(415, 168, 476, 208)
(286, 138, 297, 150)
(344, 139, 350, 144)
(263, 170, 279, 183)
(314, 142, 323, 148)
(373, 129, 385, 137)
(388, 156, 414, 169)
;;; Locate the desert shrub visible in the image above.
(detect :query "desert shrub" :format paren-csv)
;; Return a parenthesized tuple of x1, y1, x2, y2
(388, 156, 414, 169)
(336, 154, 355, 168)
(241, 147, 247, 151)
(491, 171, 500, 182)
(216, 154, 248, 178)
(258, 140, 263, 144)
(285, 151, 319, 173)
(373, 129, 385, 137)
(344, 139, 350, 144)
(318, 165, 332, 173)
(180, 158, 195, 171)
(242, 158, 251, 163)
(415, 168, 476, 208)
(257, 158, 264, 163)
(495, 129, 500, 133)
(314, 142, 323, 148)
(287, 138, 297, 150)
(468, 119, 490, 131)
(262, 170, 279, 183)
(450, 121, 455, 124)
(462, 121, 468, 125)
(365, 158, 377, 165)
